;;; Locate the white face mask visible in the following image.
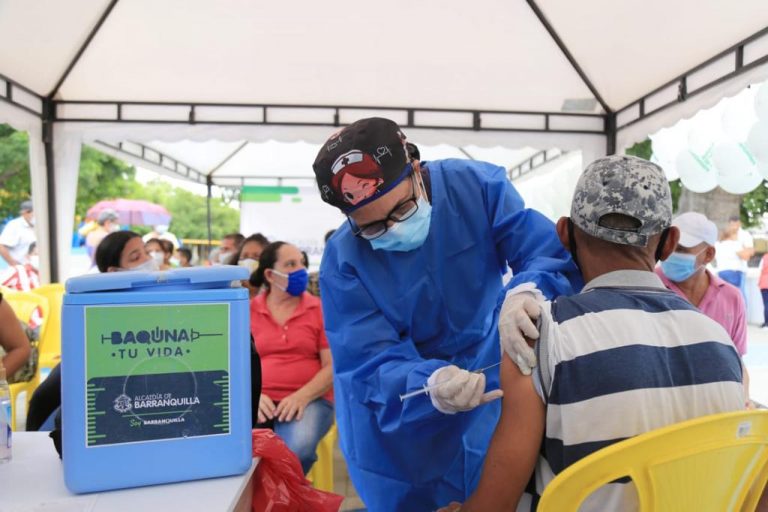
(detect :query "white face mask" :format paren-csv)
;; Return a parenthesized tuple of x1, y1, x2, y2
(149, 251, 165, 265)
(218, 251, 233, 264)
(123, 258, 160, 272)
(238, 258, 259, 273)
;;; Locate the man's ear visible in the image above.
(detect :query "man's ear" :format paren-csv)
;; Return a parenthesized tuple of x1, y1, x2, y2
(556, 217, 570, 250)
(703, 245, 716, 265)
(658, 226, 680, 261)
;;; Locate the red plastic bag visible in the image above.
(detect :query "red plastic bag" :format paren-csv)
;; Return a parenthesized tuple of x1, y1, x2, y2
(252, 429, 344, 512)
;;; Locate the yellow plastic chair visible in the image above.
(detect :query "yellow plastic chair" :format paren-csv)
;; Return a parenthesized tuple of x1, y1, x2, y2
(32, 283, 64, 375)
(307, 423, 338, 492)
(3, 290, 50, 430)
(538, 410, 768, 512)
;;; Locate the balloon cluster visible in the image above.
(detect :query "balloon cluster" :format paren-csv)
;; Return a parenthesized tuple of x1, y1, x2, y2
(650, 81, 768, 194)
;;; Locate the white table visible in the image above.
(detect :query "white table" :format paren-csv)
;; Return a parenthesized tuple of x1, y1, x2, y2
(0, 433, 258, 512)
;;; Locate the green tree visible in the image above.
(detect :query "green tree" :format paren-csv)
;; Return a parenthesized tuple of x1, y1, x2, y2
(134, 180, 239, 240)
(76, 146, 142, 220)
(1, 124, 239, 238)
(0, 124, 32, 220)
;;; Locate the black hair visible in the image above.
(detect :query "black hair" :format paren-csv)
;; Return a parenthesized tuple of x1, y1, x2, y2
(27, 242, 36, 255)
(158, 239, 174, 256)
(223, 233, 245, 246)
(145, 238, 164, 252)
(406, 142, 420, 161)
(301, 251, 309, 268)
(324, 229, 336, 243)
(178, 247, 192, 263)
(95, 231, 141, 273)
(227, 233, 270, 265)
(248, 241, 286, 290)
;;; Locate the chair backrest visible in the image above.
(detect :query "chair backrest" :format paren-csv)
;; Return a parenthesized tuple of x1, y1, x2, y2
(537, 410, 768, 512)
(32, 283, 64, 358)
(3, 290, 50, 343)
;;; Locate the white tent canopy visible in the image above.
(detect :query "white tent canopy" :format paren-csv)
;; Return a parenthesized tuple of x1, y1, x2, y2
(92, 138, 540, 188)
(1, 0, 767, 281)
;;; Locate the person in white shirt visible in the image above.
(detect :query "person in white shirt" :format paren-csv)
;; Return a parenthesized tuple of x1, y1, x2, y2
(715, 216, 754, 295)
(0, 200, 36, 266)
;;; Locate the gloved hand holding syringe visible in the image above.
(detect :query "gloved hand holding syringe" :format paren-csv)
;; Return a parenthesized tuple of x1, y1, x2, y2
(399, 361, 502, 403)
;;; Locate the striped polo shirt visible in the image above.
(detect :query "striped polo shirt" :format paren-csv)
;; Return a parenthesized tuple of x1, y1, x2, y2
(521, 270, 744, 511)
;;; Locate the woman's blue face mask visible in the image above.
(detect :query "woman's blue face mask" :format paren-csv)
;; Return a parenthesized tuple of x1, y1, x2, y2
(660, 249, 705, 283)
(271, 268, 308, 296)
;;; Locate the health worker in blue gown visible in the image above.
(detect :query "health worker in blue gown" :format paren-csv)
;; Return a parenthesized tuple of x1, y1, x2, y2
(313, 118, 581, 512)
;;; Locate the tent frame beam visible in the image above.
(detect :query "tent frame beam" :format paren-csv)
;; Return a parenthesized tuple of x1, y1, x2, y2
(48, 0, 120, 99)
(0, 72, 44, 119)
(526, 0, 612, 115)
(616, 25, 768, 130)
(508, 148, 569, 181)
(53, 101, 605, 135)
(93, 140, 208, 184)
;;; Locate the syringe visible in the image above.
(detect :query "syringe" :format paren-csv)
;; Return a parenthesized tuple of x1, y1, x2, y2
(398, 361, 502, 402)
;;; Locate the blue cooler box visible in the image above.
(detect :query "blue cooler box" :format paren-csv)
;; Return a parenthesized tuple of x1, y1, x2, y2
(61, 266, 252, 493)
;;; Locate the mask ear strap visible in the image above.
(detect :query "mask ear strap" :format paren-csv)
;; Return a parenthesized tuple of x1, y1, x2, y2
(567, 218, 581, 271)
(654, 228, 670, 262)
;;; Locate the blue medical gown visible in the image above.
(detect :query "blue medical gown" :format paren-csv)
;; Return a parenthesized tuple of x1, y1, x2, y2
(320, 159, 581, 511)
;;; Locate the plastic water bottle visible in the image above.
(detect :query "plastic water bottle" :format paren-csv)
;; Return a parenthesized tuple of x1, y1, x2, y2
(0, 362, 11, 463)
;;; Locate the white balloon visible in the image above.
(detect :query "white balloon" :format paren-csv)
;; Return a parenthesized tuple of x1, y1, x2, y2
(676, 150, 717, 193)
(651, 153, 679, 181)
(686, 107, 724, 157)
(755, 81, 768, 121)
(718, 169, 763, 194)
(711, 142, 763, 194)
(651, 122, 687, 161)
(746, 121, 768, 165)
(721, 94, 758, 142)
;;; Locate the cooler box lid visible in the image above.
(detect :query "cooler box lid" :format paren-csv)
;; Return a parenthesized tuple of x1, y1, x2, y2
(65, 266, 249, 294)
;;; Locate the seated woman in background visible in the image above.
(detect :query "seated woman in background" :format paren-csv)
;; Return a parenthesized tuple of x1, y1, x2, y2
(229, 233, 269, 297)
(27, 231, 158, 433)
(144, 238, 171, 271)
(250, 241, 333, 474)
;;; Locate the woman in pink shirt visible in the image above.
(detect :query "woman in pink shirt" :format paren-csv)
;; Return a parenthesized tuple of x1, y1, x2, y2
(249, 241, 334, 474)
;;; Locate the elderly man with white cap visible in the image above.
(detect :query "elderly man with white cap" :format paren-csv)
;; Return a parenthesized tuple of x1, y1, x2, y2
(656, 212, 747, 356)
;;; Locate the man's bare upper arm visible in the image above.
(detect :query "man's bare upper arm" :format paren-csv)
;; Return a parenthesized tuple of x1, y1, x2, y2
(461, 357, 546, 511)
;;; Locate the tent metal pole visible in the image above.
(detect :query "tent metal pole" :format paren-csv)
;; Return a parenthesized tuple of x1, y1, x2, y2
(526, 0, 612, 115)
(48, 0, 120, 98)
(42, 99, 59, 282)
(605, 113, 617, 155)
(206, 177, 213, 249)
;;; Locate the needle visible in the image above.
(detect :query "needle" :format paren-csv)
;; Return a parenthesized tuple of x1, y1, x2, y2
(398, 361, 502, 401)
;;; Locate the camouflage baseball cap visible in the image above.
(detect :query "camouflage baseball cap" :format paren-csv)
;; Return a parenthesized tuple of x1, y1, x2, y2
(571, 155, 672, 247)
